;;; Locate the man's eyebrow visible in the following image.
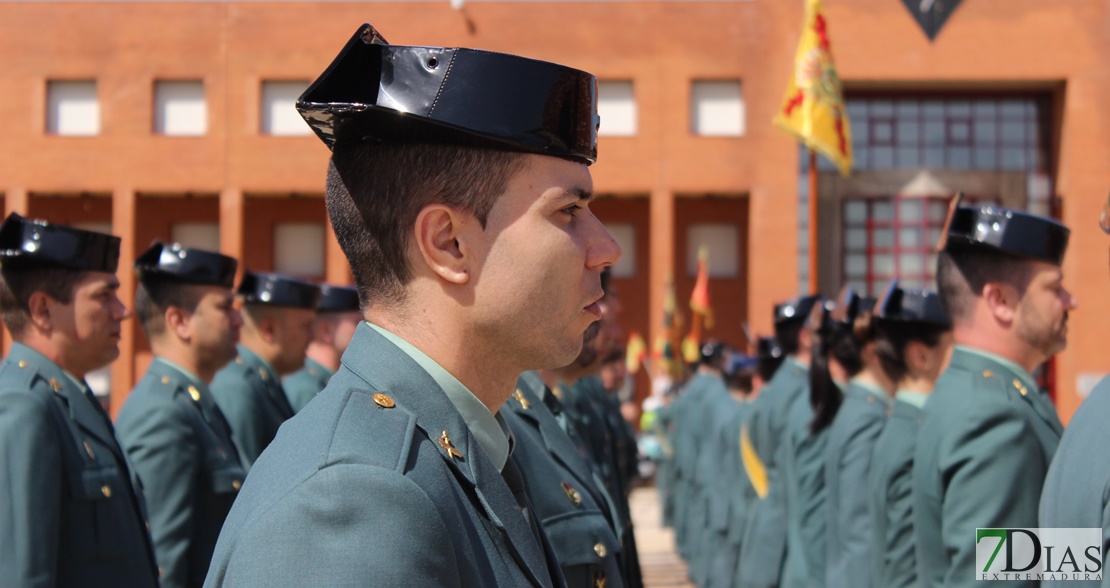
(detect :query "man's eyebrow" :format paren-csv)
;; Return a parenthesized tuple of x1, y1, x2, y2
(561, 187, 594, 203)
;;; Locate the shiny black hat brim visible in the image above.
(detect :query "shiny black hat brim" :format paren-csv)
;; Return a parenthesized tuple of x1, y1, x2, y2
(875, 279, 951, 329)
(298, 24, 599, 164)
(238, 271, 321, 310)
(944, 205, 1069, 266)
(134, 242, 237, 288)
(0, 213, 120, 273)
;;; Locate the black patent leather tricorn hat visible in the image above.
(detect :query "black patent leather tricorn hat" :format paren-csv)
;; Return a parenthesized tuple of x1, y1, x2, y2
(134, 242, 237, 288)
(297, 24, 600, 164)
(937, 193, 1069, 266)
(874, 279, 951, 329)
(237, 270, 321, 310)
(756, 337, 783, 362)
(316, 284, 360, 313)
(0, 213, 120, 273)
(773, 295, 821, 327)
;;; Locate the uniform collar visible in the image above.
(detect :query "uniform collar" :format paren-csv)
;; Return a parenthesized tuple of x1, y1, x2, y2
(236, 345, 278, 382)
(787, 356, 809, 372)
(895, 389, 929, 409)
(368, 322, 511, 472)
(156, 357, 207, 389)
(954, 345, 1039, 393)
(851, 377, 891, 404)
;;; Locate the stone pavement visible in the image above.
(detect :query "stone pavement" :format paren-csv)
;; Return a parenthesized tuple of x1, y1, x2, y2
(630, 485, 695, 587)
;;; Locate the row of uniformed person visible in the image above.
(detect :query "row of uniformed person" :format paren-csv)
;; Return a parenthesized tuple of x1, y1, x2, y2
(663, 197, 1091, 588)
(0, 214, 364, 587)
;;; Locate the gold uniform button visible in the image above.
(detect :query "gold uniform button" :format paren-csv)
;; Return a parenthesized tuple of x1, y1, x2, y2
(232, 480, 242, 491)
(594, 542, 607, 558)
(146, 520, 151, 533)
(373, 393, 395, 408)
(17, 360, 26, 368)
(259, 368, 268, 381)
(309, 368, 318, 376)
(83, 440, 95, 460)
(982, 370, 993, 378)
(1014, 379, 1028, 395)
(159, 566, 164, 578)
(161, 375, 171, 384)
(101, 485, 112, 498)
(188, 386, 201, 402)
(235, 358, 243, 365)
(561, 482, 582, 506)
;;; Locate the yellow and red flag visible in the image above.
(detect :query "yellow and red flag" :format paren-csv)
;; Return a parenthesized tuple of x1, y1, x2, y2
(773, 0, 853, 176)
(689, 247, 714, 329)
(626, 332, 648, 374)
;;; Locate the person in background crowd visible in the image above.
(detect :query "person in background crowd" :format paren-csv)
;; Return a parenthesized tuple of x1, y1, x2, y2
(116, 242, 246, 588)
(738, 295, 820, 588)
(867, 280, 953, 588)
(681, 342, 732, 586)
(204, 23, 619, 587)
(915, 197, 1074, 588)
(1038, 194, 1110, 588)
(283, 284, 360, 413)
(780, 292, 867, 588)
(0, 213, 159, 587)
(822, 290, 889, 588)
(210, 270, 319, 470)
(703, 351, 759, 588)
(754, 336, 786, 398)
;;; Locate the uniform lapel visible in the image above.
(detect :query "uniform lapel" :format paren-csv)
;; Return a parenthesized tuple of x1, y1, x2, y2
(238, 346, 295, 420)
(341, 325, 552, 588)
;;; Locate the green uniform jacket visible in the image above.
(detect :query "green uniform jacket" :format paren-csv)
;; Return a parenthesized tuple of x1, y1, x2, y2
(670, 373, 717, 556)
(505, 372, 625, 588)
(282, 356, 334, 414)
(914, 347, 1063, 588)
(210, 345, 294, 470)
(869, 396, 924, 588)
(0, 343, 159, 588)
(781, 393, 828, 588)
(685, 374, 731, 586)
(116, 358, 246, 588)
(739, 360, 809, 588)
(204, 324, 560, 587)
(1040, 374, 1110, 587)
(824, 382, 889, 588)
(653, 402, 677, 528)
(702, 396, 751, 588)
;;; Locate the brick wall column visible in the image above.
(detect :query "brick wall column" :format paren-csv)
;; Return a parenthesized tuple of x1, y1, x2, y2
(648, 187, 675, 364)
(219, 187, 245, 282)
(110, 187, 136, 418)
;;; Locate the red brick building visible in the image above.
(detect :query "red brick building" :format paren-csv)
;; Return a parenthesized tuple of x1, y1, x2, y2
(1, 0, 1107, 422)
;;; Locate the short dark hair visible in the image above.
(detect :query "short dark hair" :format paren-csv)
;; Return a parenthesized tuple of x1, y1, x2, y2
(326, 142, 527, 307)
(774, 320, 805, 356)
(936, 248, 1036, 322)
(0, 267, 84, 337)
(135, 281, 207, 338)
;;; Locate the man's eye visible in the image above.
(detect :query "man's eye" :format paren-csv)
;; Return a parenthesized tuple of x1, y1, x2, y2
(562, 204, 582, 217)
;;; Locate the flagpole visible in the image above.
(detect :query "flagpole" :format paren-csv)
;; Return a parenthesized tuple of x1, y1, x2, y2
(808, 149, 819, 292)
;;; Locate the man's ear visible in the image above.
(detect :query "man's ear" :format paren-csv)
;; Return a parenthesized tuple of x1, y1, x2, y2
(413, 204, 471, 285)
(259, 314, 281, 344)
(982, 282, 1018, 327)
(164, 305, 192, 342)
(27, 291, 54, 331)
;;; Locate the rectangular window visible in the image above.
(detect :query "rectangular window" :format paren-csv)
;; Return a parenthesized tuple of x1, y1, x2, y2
(687, 223, 739, 278)
(154, 80, 207, 136)
(691, 80, 745, 137)
(260, 81, 311, 136)
(606, 223, 636, 278)
(597, 81, 637, 137)
(171, 222, 220, 251)
(274, 222, 324, 276)
(46, 80, 99, 136)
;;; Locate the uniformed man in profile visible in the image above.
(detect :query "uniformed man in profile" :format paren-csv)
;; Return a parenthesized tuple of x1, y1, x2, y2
(283, 283, 360, 413)
(1038, 194, 1110, 588)
(115, 242, 246, 588)
(204, 23, 619, 587)
(0, 213, 159, 587)
(210, 269, 319, 470)
(915, 196, 1074, 588)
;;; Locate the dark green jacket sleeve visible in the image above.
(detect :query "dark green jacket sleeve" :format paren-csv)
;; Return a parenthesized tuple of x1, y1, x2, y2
(0, 391, 63, 588)
(826, 410, 885, 588)
(119, 403, 199, 588)
(934, 402, 1046, 588)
